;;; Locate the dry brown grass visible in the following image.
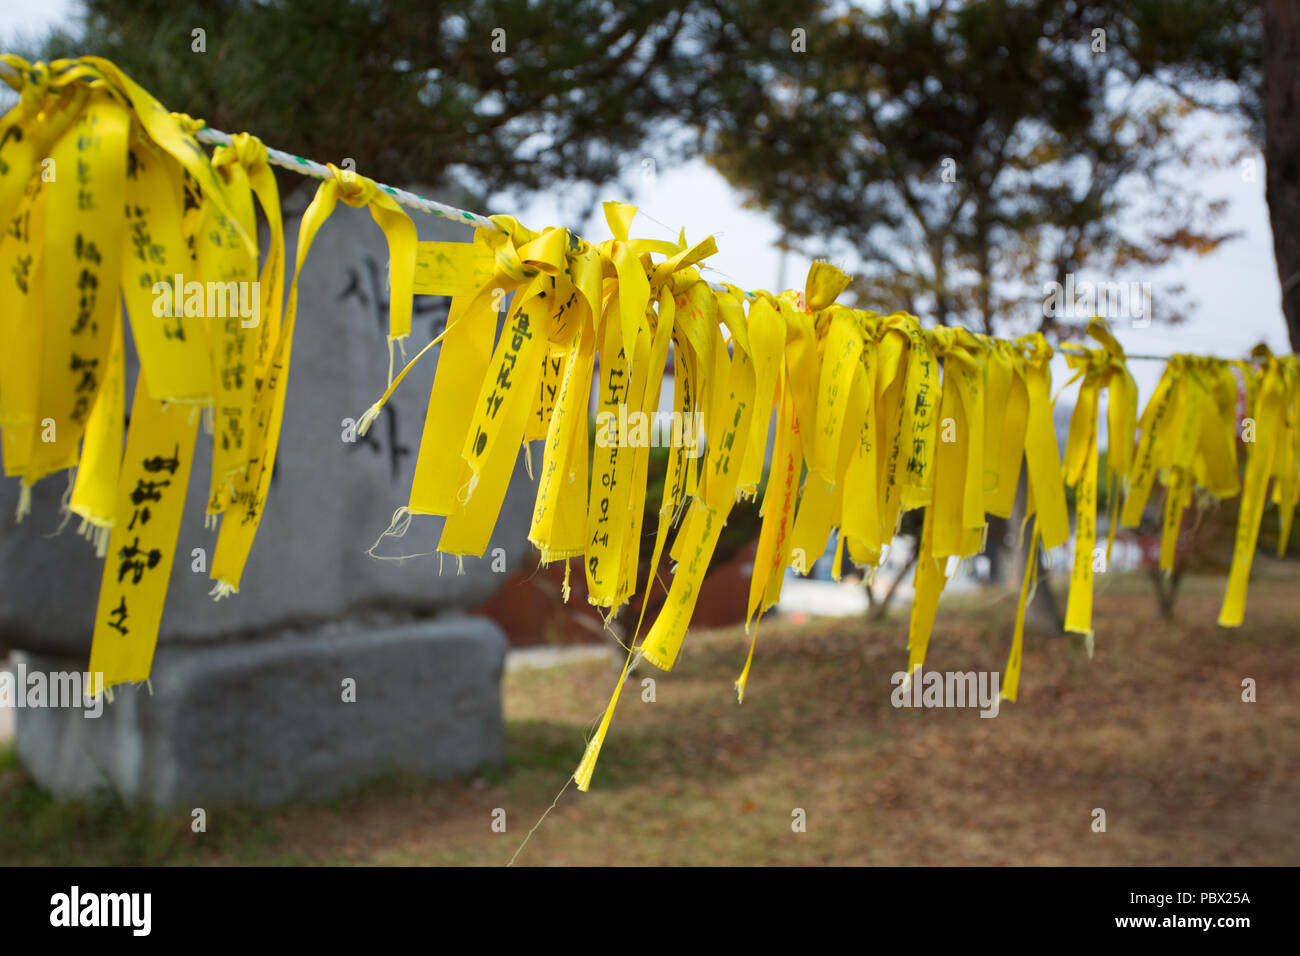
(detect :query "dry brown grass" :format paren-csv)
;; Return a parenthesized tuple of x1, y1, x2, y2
(2, 564, 1297, 865)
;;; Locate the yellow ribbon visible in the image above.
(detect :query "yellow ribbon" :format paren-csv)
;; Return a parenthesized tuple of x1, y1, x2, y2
(1219, 349, 1289, 626)
(24, 93, 130, 485)
(1059, 319, 1136, 647)
(87, 370, 200, 692)
(904, 326, 990, 677)
(203, 133, 283, 514)
(1123, 356, 1241, 570)
(208, 165, 340, 595)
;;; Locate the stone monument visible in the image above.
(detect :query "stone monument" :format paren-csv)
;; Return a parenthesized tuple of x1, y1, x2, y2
(1, 185, 534, 806)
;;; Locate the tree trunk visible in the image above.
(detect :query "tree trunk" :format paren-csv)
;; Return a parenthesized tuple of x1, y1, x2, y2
(866, 544, 918, 622)
(1009, 460, 1065, 633)
(1264, 0, 1300, 350)
(982, 515, 1008, 586)
(1148, 564, 1185, 620)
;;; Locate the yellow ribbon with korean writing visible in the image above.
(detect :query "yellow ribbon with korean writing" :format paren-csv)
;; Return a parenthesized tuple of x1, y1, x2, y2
(1060, 319, 1136, 649)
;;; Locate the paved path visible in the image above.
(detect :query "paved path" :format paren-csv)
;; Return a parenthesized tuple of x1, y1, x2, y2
(505, 643, 616, 672)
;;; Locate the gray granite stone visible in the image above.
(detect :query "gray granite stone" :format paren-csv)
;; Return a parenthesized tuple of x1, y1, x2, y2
(0, 188, 535, 657)
(14, 614, 507, 807)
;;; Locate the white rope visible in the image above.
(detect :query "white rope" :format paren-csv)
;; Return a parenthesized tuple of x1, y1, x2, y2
(192, 125, 501, 231)
(196, 121, 763, 302)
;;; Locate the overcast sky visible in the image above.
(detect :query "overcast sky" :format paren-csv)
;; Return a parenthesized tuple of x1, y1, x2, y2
(3, 0, 1288, 413)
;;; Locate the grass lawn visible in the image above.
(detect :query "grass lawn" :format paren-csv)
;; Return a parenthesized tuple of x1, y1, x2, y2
(2, 564, 1297, 865)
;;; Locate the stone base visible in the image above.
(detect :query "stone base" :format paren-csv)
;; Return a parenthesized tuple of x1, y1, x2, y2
(14, 615, 506, 807)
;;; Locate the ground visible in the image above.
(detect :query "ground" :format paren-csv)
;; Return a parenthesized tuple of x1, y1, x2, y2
(1, 564, 1297, 865)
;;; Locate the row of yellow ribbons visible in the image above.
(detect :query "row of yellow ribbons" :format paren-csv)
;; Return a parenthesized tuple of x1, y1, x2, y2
(2, 57, 1296, 789)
